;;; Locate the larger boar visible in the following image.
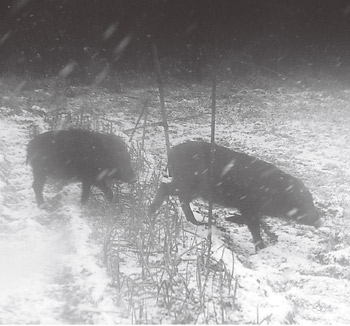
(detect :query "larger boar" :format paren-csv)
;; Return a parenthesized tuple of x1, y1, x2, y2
(149, 141, 320, 250)
(27, 129, 136, 206)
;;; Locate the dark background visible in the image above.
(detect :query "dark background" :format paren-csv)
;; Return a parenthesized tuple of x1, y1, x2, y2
(1, 0, 350, 83)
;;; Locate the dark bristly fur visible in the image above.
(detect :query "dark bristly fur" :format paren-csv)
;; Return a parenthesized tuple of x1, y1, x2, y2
(149, 141, 320, 250)
(27, 129, 136, 206)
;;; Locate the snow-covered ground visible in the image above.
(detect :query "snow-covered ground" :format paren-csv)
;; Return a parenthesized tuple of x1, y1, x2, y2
(1, 82, 350, 324)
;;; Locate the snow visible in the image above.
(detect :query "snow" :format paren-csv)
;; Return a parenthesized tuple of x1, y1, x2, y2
(0, 117, 127, 324)
(1, 83, 350, 324)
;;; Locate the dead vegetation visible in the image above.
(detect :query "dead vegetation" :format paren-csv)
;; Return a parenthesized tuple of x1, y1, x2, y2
(1, 71, 350, 323)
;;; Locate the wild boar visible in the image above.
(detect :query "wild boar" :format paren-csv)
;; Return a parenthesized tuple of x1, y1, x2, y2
(149, 141, 320, 250)
(27, 129, 136, 206)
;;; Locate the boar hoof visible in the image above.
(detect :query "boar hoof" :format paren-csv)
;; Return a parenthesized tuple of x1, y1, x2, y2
(254, 240, 266, 251)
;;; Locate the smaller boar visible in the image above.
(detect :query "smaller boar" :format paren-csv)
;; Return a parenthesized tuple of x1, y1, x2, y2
(149, 141, 320, 250)
(27, 129, 136, 206)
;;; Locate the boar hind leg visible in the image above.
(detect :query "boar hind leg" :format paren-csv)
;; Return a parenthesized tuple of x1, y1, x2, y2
(149, 183, 206, 226)
(33, 172, 45, 206)
(178, 196, 207, 226)
(243, 212, 265, 251)
(176, 186, 207, 226)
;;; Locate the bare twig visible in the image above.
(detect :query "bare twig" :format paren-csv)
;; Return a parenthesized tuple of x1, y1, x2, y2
(152, 42, 171, 156)
(129, 98, 150, 142)
(206, 68, 217, 272)
(123, 112, 210, 133)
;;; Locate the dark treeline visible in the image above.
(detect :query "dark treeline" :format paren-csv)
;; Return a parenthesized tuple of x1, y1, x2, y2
(1, 0, 350, 82)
